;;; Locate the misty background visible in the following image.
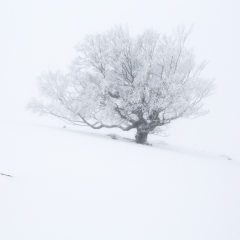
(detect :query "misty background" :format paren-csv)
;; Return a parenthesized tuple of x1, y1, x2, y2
(0, 0, 239, 156)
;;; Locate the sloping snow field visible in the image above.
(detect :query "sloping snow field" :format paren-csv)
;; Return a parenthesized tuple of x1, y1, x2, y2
(1, 121, 240, 240)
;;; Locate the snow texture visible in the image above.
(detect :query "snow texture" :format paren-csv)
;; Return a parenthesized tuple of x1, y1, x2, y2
(1, 121, 240, 240)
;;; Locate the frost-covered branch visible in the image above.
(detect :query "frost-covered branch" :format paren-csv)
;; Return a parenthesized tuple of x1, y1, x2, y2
(28, 26, 215, 144)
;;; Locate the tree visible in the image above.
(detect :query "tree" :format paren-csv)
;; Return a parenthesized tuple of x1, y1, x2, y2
(28, 26, 215, 144)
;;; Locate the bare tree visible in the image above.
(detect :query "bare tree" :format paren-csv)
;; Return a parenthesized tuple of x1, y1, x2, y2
(28, 26, 215, 144)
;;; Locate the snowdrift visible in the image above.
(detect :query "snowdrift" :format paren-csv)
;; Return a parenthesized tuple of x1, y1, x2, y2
(1, 121, 240, 240)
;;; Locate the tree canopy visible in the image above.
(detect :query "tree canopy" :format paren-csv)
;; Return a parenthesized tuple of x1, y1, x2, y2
(29, 26, 214, 144)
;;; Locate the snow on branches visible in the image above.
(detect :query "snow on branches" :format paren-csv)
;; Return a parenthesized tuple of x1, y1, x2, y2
(28, 26, 215, 144)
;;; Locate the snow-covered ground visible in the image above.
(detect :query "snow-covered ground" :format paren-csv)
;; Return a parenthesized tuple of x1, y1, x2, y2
(1, 0, 240, 238)
(1, 120, 240, 240)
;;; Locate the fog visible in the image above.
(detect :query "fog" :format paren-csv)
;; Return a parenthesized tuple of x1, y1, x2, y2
(0, 0, 239, 156)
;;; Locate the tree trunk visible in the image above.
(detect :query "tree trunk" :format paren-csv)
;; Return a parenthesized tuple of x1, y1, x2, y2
(135, 129, 149, 144)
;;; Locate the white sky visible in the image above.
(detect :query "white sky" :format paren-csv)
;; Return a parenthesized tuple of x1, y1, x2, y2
(0, 0, 239, 155)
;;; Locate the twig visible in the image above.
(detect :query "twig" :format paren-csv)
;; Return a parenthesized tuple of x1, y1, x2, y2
(0, 173, 12, 177)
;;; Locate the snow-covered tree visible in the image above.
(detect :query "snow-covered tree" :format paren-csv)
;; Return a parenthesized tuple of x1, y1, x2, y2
(28, 26, 214, 144)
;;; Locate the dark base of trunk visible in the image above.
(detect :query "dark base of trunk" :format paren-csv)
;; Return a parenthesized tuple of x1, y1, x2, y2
(135, 131, 148, 144)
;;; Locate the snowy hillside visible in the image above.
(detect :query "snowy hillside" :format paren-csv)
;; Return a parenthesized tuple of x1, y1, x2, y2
(1, 121, 240, 240)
